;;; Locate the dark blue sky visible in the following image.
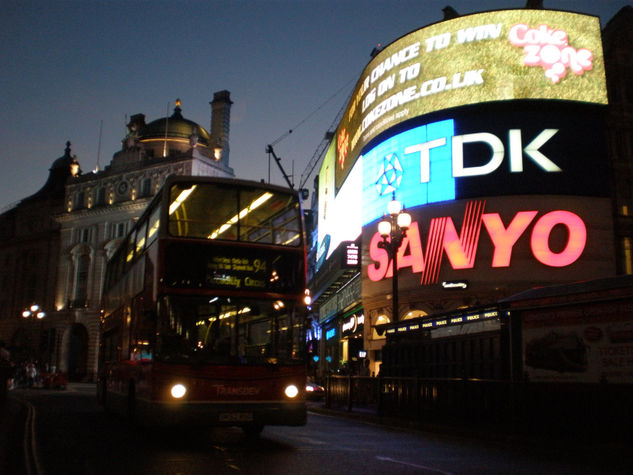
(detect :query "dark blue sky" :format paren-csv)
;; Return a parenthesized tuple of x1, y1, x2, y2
(0, 0, 627, 208)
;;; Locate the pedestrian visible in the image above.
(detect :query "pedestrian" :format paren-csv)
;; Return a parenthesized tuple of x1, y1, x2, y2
(360, 358, 370, 377)
(26, 361, 37, 388)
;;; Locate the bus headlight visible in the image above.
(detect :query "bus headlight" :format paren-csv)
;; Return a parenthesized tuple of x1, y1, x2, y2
(284, 384, 299, 398)
(171, 383, 187, 399)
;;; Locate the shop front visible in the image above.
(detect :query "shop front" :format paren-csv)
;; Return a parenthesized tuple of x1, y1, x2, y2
(316, 273, 362, 377)
(340, 308, 366, 375)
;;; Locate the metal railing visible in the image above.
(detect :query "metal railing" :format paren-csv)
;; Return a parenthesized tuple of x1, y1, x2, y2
(324, 375, 633, 436)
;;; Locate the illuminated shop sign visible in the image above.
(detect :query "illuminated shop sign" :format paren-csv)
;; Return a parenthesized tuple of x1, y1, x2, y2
(342, 313, 365, 335)
(385, 309, 499, 334)
(442, 280, 469, 290)
(368, 200, 588, 286)
(335, 10, 606, 188)
(326, 328, 337, 340)
(345, 243, 360, 267)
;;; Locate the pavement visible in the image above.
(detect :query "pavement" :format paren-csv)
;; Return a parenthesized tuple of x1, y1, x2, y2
(0, 393, 27, 474)
(306, 399, 633, 456)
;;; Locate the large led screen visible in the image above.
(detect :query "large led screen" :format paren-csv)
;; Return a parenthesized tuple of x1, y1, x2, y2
(316, 140, 362, 269)
(335, 9, 607, 189)
(316, 101, 608, 273)
(361, 101, 608, 227)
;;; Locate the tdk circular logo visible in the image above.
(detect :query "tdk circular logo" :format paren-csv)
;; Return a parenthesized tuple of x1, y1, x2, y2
(375, 152, 403, 196)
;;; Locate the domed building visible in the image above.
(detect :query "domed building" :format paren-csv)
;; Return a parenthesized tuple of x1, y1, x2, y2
(48, 91, 234, 381)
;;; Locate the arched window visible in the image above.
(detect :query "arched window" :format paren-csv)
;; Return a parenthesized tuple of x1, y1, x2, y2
(402, 309, 428, 320)
(372, 314, 391, 340)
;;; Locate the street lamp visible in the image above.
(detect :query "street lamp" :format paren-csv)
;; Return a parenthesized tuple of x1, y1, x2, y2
(22, 304, 46, 360)
(22, 304, 46, 320)
(377, 193, 411, 322)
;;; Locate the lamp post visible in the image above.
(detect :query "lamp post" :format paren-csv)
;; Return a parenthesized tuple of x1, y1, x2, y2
(377, 194, 411, 322)
(22, 304, 46, 360)
(22, 304, 46, 321)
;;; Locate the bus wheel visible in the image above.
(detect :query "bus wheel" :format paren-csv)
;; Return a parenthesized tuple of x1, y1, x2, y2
(242, 424, 264, 438)
(127, 383, 136, 424)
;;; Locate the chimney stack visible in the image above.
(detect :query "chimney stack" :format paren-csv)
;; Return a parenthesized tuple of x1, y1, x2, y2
(210, 90, 232, 163)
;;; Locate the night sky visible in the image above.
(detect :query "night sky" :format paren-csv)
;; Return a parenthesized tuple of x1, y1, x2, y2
(0, 0, 627, 209)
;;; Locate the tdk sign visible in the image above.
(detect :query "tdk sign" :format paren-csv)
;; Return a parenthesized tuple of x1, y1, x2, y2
(409, 128, 561, 181)
(361, 119, 562, 226)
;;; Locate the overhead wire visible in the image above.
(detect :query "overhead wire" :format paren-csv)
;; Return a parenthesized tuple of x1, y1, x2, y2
(269, 75, 357, 148)
(298, 90, 351, 190)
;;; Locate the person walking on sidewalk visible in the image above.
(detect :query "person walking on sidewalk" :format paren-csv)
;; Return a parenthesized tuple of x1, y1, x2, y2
(25, 361, 38, 388)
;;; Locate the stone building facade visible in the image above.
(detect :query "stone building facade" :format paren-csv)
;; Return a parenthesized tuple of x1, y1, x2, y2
(604, 6, 633, 275)
(0, 143, 78, 364)
(0, 91, 235, 381)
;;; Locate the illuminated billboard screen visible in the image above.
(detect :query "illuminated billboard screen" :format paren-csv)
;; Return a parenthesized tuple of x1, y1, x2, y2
(335, 9, 607, 189)
(361, 101, 607, 226)
(316, 100, 608, 271)
(316, 141, 362, 268)
(362, 195, 615, 298)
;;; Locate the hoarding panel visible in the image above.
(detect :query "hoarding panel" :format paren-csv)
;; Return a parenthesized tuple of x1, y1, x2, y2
(523, 299, 633, 384)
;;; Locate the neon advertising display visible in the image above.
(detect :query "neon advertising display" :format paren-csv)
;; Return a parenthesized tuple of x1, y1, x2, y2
(335, 9, 607, 189)
(316, 101, 610, 278)
(316, 140, 363, 266)
(314, 10, 612, 292)
(367, 202, 589, 286)
(360, 102, 608, 229)
(362, 194, 615, 292)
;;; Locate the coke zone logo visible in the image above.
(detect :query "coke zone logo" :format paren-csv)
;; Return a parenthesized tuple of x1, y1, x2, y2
(508, 23, 594, 83)
(368, 200, 587, 286)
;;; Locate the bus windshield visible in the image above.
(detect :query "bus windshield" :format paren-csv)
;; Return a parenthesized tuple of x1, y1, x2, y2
(155, 295, 303, 365)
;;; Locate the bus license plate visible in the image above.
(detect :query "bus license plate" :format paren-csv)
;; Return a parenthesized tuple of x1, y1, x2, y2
(219, 412, 253, 422)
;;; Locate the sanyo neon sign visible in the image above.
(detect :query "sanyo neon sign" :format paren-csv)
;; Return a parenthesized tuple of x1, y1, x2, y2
(368, 200, 587, 286)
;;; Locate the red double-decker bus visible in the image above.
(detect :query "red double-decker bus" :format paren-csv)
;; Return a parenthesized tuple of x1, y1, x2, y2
(97, 176, 309, 435)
